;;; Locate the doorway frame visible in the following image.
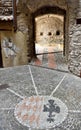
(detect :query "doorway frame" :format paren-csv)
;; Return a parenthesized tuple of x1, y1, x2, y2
(32, 6, 66, 57)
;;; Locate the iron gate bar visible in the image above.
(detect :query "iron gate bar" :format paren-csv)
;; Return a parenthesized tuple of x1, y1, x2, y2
(36, 51, 63, 55)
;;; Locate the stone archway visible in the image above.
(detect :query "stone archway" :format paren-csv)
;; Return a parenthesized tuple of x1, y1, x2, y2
(32, 6, 66, 57)
(17, 0, 68, 61)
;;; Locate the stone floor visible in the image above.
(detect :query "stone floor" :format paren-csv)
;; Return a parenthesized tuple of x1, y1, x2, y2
(30, 44, 68, 72)
(0, 64, 81, 130)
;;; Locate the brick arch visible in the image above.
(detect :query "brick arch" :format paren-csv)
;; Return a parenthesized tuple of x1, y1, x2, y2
(33, 6, 66, 17)
(23, 0, 67, 13)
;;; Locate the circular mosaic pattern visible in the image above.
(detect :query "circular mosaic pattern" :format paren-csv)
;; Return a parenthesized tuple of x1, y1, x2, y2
(14, 96, 68, 129)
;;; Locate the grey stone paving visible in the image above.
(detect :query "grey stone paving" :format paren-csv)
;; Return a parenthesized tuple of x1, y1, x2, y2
(30, 51, 68, 72)
(0, 65, 81, 130)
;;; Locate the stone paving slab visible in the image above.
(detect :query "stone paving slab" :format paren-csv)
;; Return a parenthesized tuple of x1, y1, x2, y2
(0, 89, 21, 108)
(30, 66, 65, 95)
(0, 65, 81, 130)
(30, 52, 68, 72)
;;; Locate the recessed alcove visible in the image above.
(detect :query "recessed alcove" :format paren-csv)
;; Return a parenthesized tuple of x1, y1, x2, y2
(56, 30, 60, 35)
(48, 32, 52, 36)
(35, 13, 64, 54)
(40, 32, 43, 36)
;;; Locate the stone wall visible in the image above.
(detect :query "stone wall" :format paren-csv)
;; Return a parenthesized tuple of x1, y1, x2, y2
(0, 0, 13, 16)
(17, 1, 35, 61)
(22, 0, 67, 12)
(68, 0, 81, 76)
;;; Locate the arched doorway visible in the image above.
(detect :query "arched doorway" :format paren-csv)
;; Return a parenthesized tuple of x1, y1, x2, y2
(33, 6, 66, 55)
(35, 14, 64, 54)
(31, 6, 67, 71)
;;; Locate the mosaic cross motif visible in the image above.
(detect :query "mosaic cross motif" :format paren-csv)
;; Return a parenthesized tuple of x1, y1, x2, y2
(14, 96, 68, 129)
(43, 99, 60, 123)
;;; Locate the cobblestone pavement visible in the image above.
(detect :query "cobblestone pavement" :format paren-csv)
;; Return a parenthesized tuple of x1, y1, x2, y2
(0, 65, 81, 130)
